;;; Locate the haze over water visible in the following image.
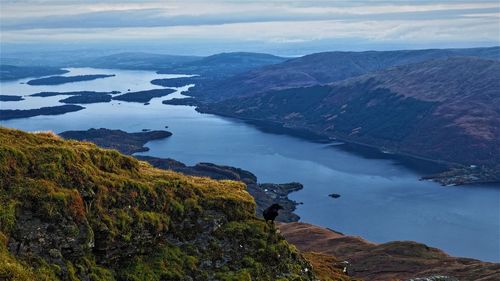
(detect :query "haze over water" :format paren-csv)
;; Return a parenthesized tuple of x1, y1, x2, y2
(1, 68, 499, 262)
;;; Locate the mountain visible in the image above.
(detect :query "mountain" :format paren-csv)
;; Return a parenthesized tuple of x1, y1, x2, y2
(0, 127, 317, 280)
(279, 222, 500, 281)
(199, 57, 500, 173)
(185, 46, 500, 101)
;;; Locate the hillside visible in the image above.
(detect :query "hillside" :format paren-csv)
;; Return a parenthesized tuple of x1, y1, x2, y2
(199, 57, 500, 173)
(156, 52, 287, 77)
(0, 65, 68, 81)
(0, 127, 317, 280)
(70, 52, 201, 70)
(279, 222, 500, 281)
(185, 46, 500, 101)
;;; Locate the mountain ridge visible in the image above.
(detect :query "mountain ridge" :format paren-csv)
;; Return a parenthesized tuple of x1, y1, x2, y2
(184, 46, 500, 101)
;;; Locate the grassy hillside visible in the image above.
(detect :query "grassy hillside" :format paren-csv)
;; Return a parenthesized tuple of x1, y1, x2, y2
(0, 127, 316, 281)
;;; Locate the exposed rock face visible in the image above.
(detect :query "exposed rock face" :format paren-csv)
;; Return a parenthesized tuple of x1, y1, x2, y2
(7, 210, 94, 281)
(0, 127, 316, 280)
(279, 222, 500, 281)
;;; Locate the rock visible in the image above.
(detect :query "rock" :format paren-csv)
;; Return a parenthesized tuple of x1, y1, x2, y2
(329, 193, 341, 198)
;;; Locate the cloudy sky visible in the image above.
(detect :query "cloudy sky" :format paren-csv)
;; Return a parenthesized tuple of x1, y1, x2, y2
(0, 0, 499, 55)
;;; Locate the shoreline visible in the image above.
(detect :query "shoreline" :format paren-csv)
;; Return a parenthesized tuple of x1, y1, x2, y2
(195, 107, 499, 186)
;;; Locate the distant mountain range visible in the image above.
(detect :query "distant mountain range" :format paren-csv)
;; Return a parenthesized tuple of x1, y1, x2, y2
(186, 46, 500, 101)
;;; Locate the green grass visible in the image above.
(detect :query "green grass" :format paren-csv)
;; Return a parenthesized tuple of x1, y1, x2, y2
(0, 127, 315, 280)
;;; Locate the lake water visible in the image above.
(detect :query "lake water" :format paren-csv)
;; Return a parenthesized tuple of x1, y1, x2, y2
(1, 68, 499, 262)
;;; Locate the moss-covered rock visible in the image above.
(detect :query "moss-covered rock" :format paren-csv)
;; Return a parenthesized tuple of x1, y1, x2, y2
(0, 127, 316, 281)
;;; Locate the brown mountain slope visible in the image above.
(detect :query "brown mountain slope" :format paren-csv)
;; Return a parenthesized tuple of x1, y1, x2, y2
(199, 57, 500, 171)
(279, 222, 500, 281)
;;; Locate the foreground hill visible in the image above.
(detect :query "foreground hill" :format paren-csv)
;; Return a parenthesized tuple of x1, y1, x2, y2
(279, 222, 500, 281)
(0, 127, 316, 280)
(199, 57, 500, 175)
(186, 46, 500, 101)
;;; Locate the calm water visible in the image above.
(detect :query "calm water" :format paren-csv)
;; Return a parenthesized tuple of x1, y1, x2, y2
(1, 68, 499, 262)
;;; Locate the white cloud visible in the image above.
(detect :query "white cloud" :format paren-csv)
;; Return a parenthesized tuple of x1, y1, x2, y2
(0, 0, 498, 50)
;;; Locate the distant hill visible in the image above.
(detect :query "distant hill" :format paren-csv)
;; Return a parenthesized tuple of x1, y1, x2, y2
(0, 64, 68, 81)
(199, 57, 500, 171)
(70, 52, 201, 70)
(156, 52, 288, 76)
(186, 46, 500, 101)
(67, 52, 287, 77)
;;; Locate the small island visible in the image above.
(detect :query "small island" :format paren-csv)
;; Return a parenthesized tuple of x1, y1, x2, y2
(150, 77, 197, 88)
(59, 128, 172, 154)
(26, 74, 115, 85)
(113, 88, 176, 103)
(30, 91, 120, 97)
(59, 93, 112, 104)
(29, 91, 119, 104)
(162, 97, 199, 106)
(0, 105, 84, 120)
(0, 95, 24, 101)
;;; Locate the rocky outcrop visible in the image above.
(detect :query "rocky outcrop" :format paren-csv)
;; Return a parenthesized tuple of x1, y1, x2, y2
(279, 222, 500, 281)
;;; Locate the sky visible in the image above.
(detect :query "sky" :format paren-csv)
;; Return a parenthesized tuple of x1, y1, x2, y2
(0, 0, 499, 56)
